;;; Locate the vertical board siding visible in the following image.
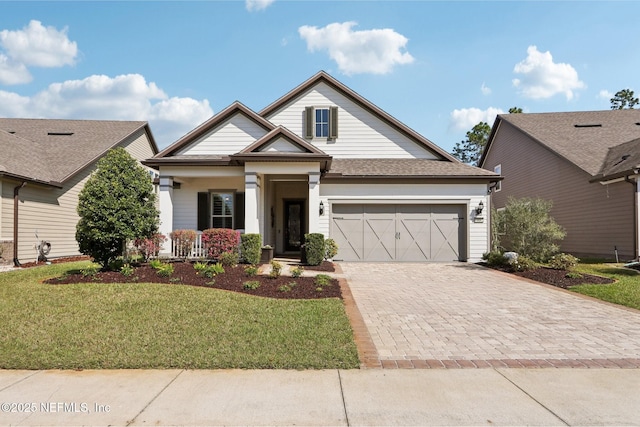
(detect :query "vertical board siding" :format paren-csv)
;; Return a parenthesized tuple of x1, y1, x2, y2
(265, 82, 439, 159)
(177, 114, 268, 155)
(483, 121, 635, 259)
(320, 182, 488, 262)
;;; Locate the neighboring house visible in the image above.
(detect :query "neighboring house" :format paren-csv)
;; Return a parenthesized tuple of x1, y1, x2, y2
(145, 71, 499, 262)
(0, 119, 158, 266)
(480, 110, 640, 261)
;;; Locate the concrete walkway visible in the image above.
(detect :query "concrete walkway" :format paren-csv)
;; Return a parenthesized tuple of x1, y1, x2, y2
(339, 262, 640, 368)
(1, 368, 640, 426)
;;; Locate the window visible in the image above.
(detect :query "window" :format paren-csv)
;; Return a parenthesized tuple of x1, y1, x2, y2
(315, 108, 329, 137)
(494, 164, 502, 192)
(212, 193, 234, 229)
(305, 106, 338, 139)
(197, 191, 245, 231)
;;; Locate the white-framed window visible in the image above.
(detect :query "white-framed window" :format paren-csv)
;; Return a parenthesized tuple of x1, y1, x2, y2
(494, 164, 502, 192)
(305, 106, 338, 139)
(212, 192, 234, 229)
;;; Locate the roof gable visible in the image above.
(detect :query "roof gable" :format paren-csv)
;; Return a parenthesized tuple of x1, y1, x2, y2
(481, 110, 640, 175)
(157, 102, 274, 158)
(0, 118, 156, 185)
(259, 71, 458, 162)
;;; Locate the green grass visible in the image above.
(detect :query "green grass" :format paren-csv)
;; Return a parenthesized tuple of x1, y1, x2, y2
(571, 263, 640, 310)
(0, 262, 359, 370)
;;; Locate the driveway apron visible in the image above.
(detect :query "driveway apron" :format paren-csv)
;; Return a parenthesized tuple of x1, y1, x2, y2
(339, 262, 640, 368)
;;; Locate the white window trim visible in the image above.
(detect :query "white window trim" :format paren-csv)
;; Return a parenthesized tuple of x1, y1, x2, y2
(211, 191, 235, 229)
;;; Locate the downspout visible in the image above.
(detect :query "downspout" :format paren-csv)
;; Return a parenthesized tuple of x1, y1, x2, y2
(624, 173, 639, 261)
(13, 181, 27, 267)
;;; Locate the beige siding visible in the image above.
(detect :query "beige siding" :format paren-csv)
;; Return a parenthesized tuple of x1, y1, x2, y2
(4, 130, 157, 263)
(177, 114, 268, 155)
(483, 121, 634, 259)
(266, 82, 439, 159)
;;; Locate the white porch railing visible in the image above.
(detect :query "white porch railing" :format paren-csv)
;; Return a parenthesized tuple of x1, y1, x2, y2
(170, 232, 206, 259)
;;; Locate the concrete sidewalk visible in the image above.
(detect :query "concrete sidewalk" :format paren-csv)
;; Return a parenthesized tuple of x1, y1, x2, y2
(1, 368, 639, 426)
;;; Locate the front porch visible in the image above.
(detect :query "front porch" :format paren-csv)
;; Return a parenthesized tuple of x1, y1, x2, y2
(157, 162, 323, 257)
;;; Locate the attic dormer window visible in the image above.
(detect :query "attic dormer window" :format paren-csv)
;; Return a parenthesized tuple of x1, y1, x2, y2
(305, 106, 338, 139)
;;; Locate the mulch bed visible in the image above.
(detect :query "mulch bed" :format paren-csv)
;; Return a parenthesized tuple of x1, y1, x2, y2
(488, 265, 615, 289)
(20, 256, 91, 269)
(44, 262, 341, 300)
(301, 261, 335, 272)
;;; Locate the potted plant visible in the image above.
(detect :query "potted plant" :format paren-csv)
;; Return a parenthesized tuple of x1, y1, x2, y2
(260, 245, 274, 264)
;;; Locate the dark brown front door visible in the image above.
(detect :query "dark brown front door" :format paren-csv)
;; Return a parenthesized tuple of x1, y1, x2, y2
(284, 200, 305, 252)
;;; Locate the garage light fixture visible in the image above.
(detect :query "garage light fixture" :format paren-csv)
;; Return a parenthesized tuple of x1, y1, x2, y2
(319, 201, 325, 216)
(475, 201, 484, 215)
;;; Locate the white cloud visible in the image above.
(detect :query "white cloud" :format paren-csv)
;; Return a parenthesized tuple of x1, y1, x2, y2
(0, 74, 213, 148)
(512, 45, 585, 100)
(481, 82, 491, 96)
(598, 89, 613, 100)
(246, 0, 275, 12)
(449, 107, 504, 131)
(0, 20, 78, 85)
(298, 21, 414, 75)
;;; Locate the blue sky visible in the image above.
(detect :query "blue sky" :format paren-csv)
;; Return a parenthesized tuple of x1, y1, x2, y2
(1, 1, 639, 154)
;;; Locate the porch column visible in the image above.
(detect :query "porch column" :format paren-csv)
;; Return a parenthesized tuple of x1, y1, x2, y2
(308, 171, 321, 233)
(158, 176, 174, 256)
(245, 172, 260, 234)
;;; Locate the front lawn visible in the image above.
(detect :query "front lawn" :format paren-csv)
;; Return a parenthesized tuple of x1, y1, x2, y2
(570, 263, 640, 311)
(0, 262, 359, 370)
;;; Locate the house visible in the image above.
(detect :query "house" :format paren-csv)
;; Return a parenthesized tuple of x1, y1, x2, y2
(144, 71, 500, 262)
(0, 119, 158, 266)
(479, 110, 640, 261)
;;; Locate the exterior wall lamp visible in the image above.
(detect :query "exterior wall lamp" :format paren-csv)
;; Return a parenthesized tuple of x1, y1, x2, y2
(319, 201, 325, 216)
(475, 201, 484, 215)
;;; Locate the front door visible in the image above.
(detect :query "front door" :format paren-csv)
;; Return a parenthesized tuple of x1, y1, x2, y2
(284, 200, 305, 252)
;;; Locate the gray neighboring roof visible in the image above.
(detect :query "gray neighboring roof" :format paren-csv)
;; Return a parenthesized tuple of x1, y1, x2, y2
(591, 137, 640, 182)
(482, 110, 640, 176)
(0, 118, 157, 186)
(326, 159, 501, 179)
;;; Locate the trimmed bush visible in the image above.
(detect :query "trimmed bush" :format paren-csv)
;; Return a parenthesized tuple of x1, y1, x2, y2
(324, 238, 338, 260)
(304, 233, 325, 266)
(514, 255, 538, 272)
(202, 228, 240, 260)
(269, 260, 282, 278)
(219, 251, 239, 267)
(170, 229, 197, 259)
(134, 233, 166, 261)
(549, 253, 579, 271)
(482, 251, 509, 267)
(240, 233, 261, 265)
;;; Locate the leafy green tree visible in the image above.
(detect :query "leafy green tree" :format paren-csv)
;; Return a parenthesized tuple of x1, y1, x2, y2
(508, 107, 523, 114)
(451, 121, 491, 165)
(492, 197, 566, 262)
(76, 147, 159, 269)
(610, 89, 639, 109)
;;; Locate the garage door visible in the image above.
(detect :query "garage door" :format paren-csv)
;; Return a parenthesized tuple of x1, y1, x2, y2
(331, 204, 465, 262)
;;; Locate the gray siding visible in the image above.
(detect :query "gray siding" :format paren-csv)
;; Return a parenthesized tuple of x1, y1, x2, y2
(483, 121, 634, 260)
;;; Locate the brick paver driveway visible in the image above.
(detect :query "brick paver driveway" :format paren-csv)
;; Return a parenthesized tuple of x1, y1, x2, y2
(339, 263, 640, 368)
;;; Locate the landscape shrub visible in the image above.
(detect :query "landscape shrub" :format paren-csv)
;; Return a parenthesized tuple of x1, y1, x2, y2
(134, 233, 166, 261)
(269, 260, 282, 278)
(75, 147, 159, 270)
(314, 274, 332, 287)
(244, 265, 258, 276)
(170, 230, 197, 259)
(240, 233, 261, 265)
(243, 281, 260, 290)
(202, 228, 240, 260)
(548, 253, 579, 271)
(492, 197, 566, 262)
(291, 266, 304, 278)
(482, 251, 509, 267)
(324, 238, 338, 260)
(219, 251, 239, 267)
(513, 255, 538, 272)
(304, 233, 325, 266)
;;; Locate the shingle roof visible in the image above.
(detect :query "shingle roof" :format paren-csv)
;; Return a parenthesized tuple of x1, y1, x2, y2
(591, 137, 640, 182)
(326, 159, 500, 179)
(490, 110, 640, 176)
(0, 118, 156, 185)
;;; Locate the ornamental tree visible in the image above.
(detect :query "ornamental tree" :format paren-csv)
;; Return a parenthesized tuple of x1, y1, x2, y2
(76, 147, 159, 269)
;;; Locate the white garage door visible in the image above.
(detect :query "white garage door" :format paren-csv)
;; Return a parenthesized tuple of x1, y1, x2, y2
(331, 204, 465, 262)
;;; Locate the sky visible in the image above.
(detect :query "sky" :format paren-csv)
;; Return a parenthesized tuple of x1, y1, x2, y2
(1, 1, 639, 155)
